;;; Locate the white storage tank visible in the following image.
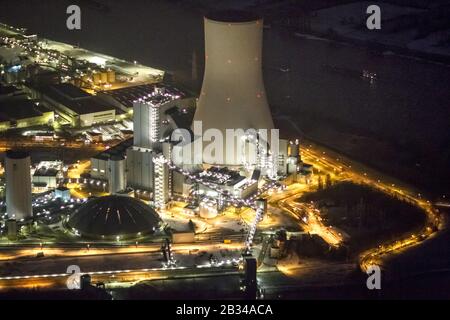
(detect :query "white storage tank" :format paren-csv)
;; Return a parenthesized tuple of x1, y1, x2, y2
(5, 151, 32, 220)
(199, 201, 218, 219)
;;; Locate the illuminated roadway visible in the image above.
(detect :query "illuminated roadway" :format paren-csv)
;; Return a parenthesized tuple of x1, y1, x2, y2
(278, 195, 343, 247)
(299, 141, 444, 272)
(0, 265, 240, 291)
(0, 138, 104, 152)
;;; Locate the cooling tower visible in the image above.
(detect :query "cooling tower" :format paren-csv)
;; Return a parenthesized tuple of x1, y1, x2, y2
(193, 10, 274, 166)
(5, 151, 32, 220)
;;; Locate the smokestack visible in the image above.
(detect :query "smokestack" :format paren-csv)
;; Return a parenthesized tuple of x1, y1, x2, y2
(193, 10, 274, 166)
(5, 150, 32, 220)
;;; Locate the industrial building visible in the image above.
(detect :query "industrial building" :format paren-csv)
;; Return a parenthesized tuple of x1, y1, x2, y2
(0, 85, 54, 131)
(90, 84, 195, 208)
(5, 150, 32, 220)
(90, 138, 133, 181)
(24, 83, 123, 127)
(86, 10, 301, 213)
(197, 167, 258, 200)
(108, 155, 126, 194)
(96, 83, 192, 113)
(54, 186, 70, 201)
(32, 161, 63, 190)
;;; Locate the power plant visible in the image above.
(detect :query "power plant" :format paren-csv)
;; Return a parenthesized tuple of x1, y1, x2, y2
(1, 10, 301, 227)
(88, 10, 299, 213)
(0, 3, 444, 302)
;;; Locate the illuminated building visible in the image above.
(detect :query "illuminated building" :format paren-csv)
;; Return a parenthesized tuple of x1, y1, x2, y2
(126, 86, 188, 199)
(108, 155, 126, 194)
(25, 83, 120, 127)
(0, 85, 54, 131)
(54, 186, 71, 201)
(32, 160, 63, 190)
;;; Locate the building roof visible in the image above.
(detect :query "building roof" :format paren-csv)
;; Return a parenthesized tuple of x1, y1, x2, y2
(50, 83, 91, 99)
(34, 166, 59, 177)
(67, 195, 162, 238)
(0, 97, 52, 122)
(36, 83, 116, 115)
(98, 83, 185, 109)
(199, 166, 246, 187)
(92, 137, 133, 161)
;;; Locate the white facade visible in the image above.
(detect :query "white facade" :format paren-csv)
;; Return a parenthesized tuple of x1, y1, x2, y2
(33, 175, 58, 189)
(91, 157, 108, 179)
(153, 153, 169, 209)
(54, 187, 71, 201)
(277, 139, 289, 176)
(199, 201, 218, 219)
(79, 109, 116, 127)
(108, 156, 126, 194)
(126, 147, 154, 191)
(5, 151, 32, 220)
(133, 98, 179, 150)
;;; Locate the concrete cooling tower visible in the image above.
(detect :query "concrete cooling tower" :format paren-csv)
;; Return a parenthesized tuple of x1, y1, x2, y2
(193, 10, 274, 166)
(5, 151, 32, 220)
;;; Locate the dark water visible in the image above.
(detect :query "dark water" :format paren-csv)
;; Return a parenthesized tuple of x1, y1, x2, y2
(1, 0, 449, 195)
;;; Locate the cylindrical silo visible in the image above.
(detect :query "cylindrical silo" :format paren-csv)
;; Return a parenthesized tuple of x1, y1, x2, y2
(92, 71, 101, 85)
(5, 151, 32, 220)
(107, 69, 116, 83)
(193, 10, 274, 166)
(199, 201, 218, 219)
(100, 71, 108, 84)
(108, 155, 126, 194)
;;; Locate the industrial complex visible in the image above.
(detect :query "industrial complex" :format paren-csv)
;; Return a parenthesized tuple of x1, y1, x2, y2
(0, 5, 446, 302)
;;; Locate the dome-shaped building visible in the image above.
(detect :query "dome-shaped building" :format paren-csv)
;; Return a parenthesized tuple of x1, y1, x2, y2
(67, 195, 162, 239)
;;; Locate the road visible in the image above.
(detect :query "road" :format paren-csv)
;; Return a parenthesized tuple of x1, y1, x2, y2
(0, 242, 244, 262)
(279, 196, 344, 247)
(0, 265, 239, 291)
(298, 141, 444, 272)
(0, 138, 104, 152)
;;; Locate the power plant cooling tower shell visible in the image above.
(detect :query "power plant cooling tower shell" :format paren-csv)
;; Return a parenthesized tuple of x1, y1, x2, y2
(193, 10, 274, 165)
